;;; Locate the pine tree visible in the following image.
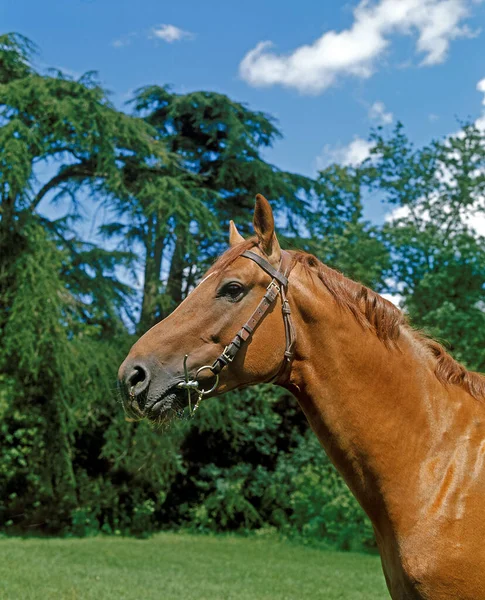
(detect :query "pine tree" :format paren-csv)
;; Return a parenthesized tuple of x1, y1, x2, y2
(108, 86, 314, 330)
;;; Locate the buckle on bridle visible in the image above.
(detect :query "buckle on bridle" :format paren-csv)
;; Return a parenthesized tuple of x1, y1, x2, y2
(221, 345, 235, 363)
(267, 280, 280, 294)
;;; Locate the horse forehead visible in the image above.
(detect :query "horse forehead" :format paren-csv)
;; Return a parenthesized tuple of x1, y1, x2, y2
(166, 257, 261, 323)
(217, 253, 268, 283)
(198, 272, 216, 287)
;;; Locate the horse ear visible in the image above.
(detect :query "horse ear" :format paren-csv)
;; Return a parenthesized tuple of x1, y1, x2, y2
(229, 220, 245, 247)
(253, 194, 281, 263)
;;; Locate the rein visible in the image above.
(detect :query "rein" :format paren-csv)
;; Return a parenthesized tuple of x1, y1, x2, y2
(177, 249, 296, 413)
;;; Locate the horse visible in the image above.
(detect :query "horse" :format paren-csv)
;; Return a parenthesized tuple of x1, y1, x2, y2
(119, 194, 485, 600)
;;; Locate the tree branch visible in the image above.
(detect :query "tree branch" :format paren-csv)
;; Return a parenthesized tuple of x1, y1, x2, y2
(30, 160, 96, 212)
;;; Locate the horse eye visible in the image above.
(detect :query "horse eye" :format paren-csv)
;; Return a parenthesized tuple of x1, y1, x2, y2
(221, 282, 245, 301)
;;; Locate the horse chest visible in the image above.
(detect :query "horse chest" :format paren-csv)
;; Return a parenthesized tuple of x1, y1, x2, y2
(382, 534, 485, 600)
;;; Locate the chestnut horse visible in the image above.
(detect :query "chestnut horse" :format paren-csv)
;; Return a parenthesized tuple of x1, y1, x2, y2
(119, 195, 485, 600)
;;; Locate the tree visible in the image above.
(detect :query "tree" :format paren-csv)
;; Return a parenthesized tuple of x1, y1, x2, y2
(0, 32, 176, 331)
(309, 163, 389, 289)
(105, 86, 314, 331)
(0, 33, 177, 530)
(3, 32, 483, 544)
(370, 123, 485, 371)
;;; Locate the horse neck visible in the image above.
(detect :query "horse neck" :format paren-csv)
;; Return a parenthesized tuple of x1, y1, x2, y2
(284, 272, 443, 532)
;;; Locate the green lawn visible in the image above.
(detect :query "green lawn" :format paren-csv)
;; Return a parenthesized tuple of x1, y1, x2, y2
(0, 533, 389, 600)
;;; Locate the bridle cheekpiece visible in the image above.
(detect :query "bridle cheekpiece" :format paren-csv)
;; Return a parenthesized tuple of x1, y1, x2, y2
(177, 249, 296, 413)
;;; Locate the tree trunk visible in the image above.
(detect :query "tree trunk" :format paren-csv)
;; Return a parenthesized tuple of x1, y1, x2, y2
(138, 220, 164, 334)
(163, 227, 186, 319)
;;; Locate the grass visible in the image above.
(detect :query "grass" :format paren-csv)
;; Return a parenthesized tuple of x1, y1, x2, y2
(0, 533, 390, 600)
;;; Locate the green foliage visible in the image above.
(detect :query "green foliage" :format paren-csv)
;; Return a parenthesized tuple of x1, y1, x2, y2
(0, 60, 166, 212)
(370, 123, 485, 370)
(1, 33, 484, 554)
(309, 164, 390, 288)
(0, 33, 35, 81)
(124, 86, 314, 329)
(268, 434, 375, 551)
(139, 388, 375, 551)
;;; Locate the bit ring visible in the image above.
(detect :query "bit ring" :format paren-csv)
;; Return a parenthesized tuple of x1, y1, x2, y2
(195, 365, 220, 396)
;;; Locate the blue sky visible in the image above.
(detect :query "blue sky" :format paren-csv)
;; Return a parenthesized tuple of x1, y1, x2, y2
(3, 0, 485, 224)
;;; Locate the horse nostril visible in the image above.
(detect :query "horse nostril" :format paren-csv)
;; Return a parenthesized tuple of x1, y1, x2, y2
(125, 364, 150, 396)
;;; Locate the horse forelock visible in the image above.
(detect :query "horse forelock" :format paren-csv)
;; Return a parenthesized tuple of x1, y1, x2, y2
(205, 238, 259, 277)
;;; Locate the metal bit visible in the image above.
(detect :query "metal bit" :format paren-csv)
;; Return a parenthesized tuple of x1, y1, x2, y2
(177, 354, 199, 413)
(176, 354, 220, 416)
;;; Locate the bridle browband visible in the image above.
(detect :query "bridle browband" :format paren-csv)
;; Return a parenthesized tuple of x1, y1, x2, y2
(177, 249, 296, 412)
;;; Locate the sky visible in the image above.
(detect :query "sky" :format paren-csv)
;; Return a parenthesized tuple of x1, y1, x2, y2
(3, 0, 485, 226)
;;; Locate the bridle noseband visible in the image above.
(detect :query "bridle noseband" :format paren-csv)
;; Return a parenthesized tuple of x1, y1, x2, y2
(177, 249, 296, 413)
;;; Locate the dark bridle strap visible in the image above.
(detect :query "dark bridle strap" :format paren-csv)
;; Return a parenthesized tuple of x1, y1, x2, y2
(240, 250, 289, 287)
(210, 249, 295, 381)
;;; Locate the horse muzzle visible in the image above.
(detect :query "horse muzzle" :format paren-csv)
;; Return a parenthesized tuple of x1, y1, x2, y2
(118, 356, 182, 420)
(118, 354, 219, 421)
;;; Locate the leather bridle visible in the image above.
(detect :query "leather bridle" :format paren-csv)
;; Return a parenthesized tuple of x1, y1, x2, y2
(177, 249, 296, 412)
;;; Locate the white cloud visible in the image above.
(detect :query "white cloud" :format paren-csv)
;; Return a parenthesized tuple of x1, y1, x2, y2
(239, 0, 480, 94)
(112, 33, 137, 48)
(316, 137, 374, 169)
(478, 78, 485, 103)
(113, 25, 193, 49)
(381, 292, 404, 307)
(150, 24, 193, 43)
(475, 77, 485, 129)
(386, 203, 485, 236)
(464, 212, 485, 235)
(369, 101, 393, 124)
(113, 39, 129, 48)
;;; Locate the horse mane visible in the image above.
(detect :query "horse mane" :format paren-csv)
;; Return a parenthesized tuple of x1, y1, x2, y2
(208, 240, 485, 402)
(292, 250, 485, 402)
